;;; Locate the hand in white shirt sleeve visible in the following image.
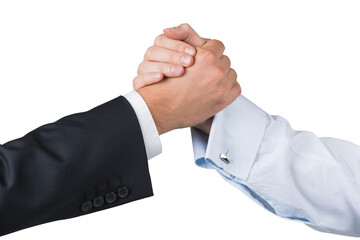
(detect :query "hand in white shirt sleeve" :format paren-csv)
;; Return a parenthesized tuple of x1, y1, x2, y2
(191, 95, 360, 237)
(124, 91, 162, 160)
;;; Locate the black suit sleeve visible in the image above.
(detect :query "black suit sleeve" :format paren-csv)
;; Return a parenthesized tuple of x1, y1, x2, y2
(0, 96, 153, 236)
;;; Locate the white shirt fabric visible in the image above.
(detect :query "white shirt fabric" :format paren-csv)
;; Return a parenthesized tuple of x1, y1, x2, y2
(191, 95, 360, 237)
(123, 91, 162, 160)
(124, 90, 360, 236)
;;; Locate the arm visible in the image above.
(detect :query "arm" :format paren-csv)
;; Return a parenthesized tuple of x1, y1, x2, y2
(0, 25, 240, 235)
(192, 95, 360, 237)
(0, 96, 153, 236)
(135, 24, 360, 236)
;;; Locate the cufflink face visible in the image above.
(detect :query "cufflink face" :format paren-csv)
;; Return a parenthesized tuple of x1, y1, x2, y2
(219, 153, 230, 164)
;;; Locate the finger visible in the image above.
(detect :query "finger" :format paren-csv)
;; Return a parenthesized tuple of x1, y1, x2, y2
(225, 68, 241, 102)
(202, 39, 225, 58)
(154, 34, 196, 56)
(219, 55, 231, 71)
(133, 73, 164, 90)
(227, 81, 242, 104)
(144, 46, 194, 67)
(225, 68, 238, 89)
(163, 23, 208, 47)
(137, 61, 184, 77)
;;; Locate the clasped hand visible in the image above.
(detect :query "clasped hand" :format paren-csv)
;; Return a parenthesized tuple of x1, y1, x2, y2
(133, 24, 241, 135)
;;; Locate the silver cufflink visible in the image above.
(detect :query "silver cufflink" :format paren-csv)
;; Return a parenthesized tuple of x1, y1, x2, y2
(219, 153, 230, 164)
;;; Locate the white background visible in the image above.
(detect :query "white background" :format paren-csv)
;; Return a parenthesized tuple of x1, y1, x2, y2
(1, 0, 360, 239)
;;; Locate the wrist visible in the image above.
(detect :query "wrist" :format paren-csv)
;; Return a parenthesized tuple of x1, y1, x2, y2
(194, 117, 213, 135)
(136, 87, 175, 135)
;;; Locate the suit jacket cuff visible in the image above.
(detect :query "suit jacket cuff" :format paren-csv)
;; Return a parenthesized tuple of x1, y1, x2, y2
(0, 95, 155, 236)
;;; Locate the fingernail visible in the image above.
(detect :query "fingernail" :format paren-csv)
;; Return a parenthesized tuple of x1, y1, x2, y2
(152, 73, 162, 80)
(185, 48, 195, 55)
(164, 27, 178, 32)
(181, 55, 192, 65)
(171, 65, 183, 74)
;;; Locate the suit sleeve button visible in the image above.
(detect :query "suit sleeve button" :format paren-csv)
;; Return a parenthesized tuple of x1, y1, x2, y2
(117, 185, 130, 198)
(93, 196, 105, 208)
(81, 201, 93, 213)
(105, 192, 117, 204)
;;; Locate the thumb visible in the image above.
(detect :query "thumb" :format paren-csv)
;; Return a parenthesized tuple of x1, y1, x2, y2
(163, 23, 208, 47)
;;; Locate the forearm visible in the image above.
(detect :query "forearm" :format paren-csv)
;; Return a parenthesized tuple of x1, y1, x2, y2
(192, 95, 360, 237)
(0, 96, 153, 236)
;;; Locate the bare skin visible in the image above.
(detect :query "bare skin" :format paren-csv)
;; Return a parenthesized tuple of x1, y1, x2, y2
(135, 30, 240, 135)
(134, 24, 235, 134)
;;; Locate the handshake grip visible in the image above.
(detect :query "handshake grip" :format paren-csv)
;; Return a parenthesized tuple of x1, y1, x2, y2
(135, 24, 240, 135)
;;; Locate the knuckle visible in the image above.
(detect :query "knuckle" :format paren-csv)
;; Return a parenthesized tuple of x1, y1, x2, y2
(229, 68, 237, 79)
(179, 23, 191, 30)
(169, 52, 178, 63)
(201, 49, 217, 62)
(169, 63, 183, 74)
(176, 42, 186, 52)
(137, 62, 145, 74)
(133, 77, 139, 90)
(235, 82, 242, 96)
(223, 55, 231, 67)
(144, 46, 155, 60)
(213, 39, 225, 50)
(154, 34, 165, 46)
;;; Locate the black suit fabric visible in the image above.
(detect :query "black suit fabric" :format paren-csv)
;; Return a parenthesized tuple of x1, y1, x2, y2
(0, 96, 153, 236)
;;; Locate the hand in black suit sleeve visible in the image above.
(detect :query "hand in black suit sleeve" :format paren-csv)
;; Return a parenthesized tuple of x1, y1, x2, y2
(0, 96, 153, 236)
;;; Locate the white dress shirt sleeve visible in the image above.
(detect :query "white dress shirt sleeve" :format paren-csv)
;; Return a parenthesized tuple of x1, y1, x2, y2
(191, 95, 360, 237)
(124, 91, 162, 160)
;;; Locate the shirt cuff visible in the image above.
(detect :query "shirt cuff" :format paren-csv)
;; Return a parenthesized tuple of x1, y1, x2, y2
(123, 91, 162, 160)
(191, 95, 269, 181)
